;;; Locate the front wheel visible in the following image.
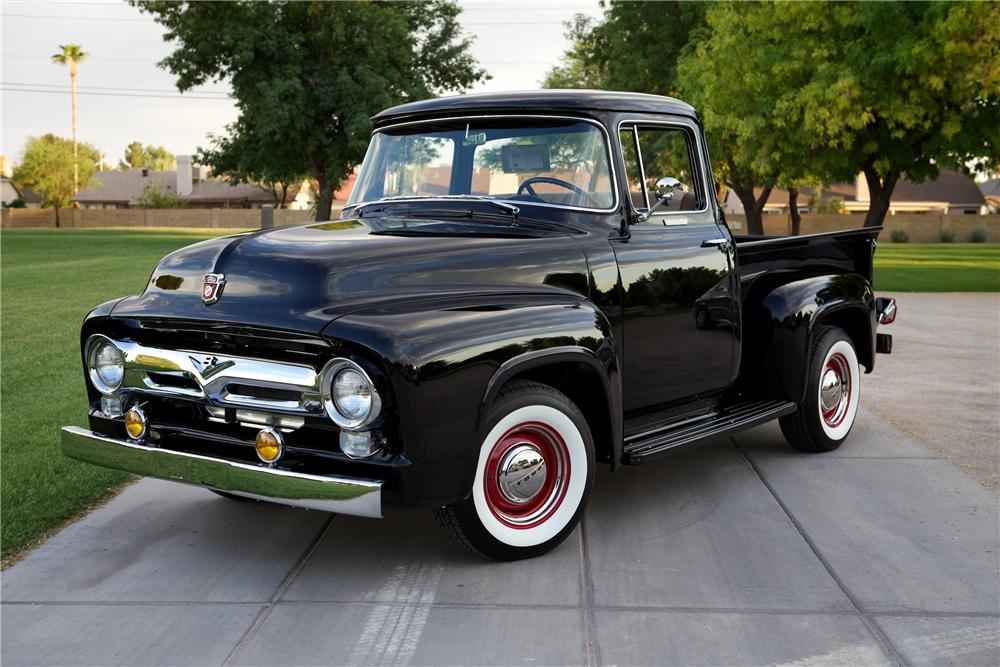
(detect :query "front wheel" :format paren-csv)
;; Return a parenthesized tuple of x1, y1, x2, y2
(780, 326, 861, 452)
(434, 380, 595, 561)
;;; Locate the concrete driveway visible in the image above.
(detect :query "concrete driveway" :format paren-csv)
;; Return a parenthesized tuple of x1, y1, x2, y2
(3, 406, 998, 666)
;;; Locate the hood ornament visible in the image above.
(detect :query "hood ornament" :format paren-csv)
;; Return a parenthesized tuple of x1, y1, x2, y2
(202, 273, 225, 305)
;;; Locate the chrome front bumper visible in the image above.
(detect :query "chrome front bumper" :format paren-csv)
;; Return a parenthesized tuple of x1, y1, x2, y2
(61, 426, 383, 518)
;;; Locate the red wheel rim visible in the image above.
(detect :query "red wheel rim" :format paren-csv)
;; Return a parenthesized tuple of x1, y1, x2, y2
(820, 352, 852, 428)
(482, 421, 570, 529)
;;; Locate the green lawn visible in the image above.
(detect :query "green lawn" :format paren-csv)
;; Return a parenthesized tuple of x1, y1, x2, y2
(874, 244, 1000, 292)
(1, 228, 243, 563)
(1, 230, 996, 564)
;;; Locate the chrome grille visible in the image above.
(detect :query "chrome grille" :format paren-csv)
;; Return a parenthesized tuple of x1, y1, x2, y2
(92, 335, 325, 415)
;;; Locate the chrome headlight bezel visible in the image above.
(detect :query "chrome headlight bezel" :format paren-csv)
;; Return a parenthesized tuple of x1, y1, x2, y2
(321, 358, 382, 430)
(86, 334, 125, 394)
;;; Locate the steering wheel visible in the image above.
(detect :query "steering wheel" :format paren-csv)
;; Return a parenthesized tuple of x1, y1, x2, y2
(516, 177, 600, 208)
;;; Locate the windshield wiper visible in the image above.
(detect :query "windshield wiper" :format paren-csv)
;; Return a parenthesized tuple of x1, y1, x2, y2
(354, 195, 520, 226)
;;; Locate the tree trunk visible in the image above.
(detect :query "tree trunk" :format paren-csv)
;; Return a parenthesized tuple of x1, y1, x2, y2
(54, 206, 61, 228)
(729, 182, 773, 236)
(862, 161, 899, 228)
(279, 183, 289, 209)
(314, 173, 333, 222)
(788, 187, 801, 236)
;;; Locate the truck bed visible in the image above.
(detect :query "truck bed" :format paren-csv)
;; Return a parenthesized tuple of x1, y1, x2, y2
(733, 227, 881, 284)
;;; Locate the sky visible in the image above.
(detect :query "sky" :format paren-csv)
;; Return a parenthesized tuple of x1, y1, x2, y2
(0, 0, 604, 169)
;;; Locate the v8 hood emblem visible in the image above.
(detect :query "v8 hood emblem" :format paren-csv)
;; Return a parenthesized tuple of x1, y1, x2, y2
(188, 354, 235, 379)
(202, 273, 225, 305)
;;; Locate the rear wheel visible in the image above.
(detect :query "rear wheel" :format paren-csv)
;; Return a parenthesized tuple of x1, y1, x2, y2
(434, 380, 594, 561)
(780, 326, 861, 452)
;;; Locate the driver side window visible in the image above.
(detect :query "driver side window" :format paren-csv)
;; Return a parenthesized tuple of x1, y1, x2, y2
(620, 124, 702, 216)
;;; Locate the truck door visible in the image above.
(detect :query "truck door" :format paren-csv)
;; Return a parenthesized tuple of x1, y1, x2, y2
(613, 118, 737, 413)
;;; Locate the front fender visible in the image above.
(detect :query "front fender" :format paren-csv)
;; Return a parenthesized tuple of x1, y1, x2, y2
(322, 295, 619, 507)
(744, 273, 875, 403)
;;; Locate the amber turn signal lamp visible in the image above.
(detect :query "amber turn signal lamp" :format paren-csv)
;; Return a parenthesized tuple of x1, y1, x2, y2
(124, 406, 147, 440)
(255, 428, 283, 463)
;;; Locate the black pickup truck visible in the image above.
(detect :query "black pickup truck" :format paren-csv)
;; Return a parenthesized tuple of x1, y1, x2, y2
(62, 91, 896, 560)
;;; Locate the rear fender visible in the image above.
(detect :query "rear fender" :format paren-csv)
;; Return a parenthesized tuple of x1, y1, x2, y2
(745, 273, 875, 403)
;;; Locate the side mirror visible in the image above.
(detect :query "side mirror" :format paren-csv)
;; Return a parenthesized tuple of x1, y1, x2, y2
(638, 177, 683, 222)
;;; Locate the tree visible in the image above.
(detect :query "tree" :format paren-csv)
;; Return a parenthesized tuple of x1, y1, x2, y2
(13, 134, 100, 225)
(548, 1, 1000, 232)
(135, 1, 487, 221)
(134, 181, 186, 208)
(676, 2, 843, 235)
(198, 117, 307, 208)
(788, 1, 1000, 227)
(543, 2, 707, 93)
(118, 141, 176, 171)
(51, 44, 89, 196)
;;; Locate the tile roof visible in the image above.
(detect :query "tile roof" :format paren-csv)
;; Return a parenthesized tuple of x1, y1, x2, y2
(759, 170, 984, 207)
(72, 170, 273, 205)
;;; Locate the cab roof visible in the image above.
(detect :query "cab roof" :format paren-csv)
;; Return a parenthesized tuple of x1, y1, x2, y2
(371, 90, 698, 126)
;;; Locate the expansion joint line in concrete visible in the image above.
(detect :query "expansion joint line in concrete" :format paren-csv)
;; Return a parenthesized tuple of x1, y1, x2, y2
(732, 437, 909, 667)
(222, 514, 337, 666)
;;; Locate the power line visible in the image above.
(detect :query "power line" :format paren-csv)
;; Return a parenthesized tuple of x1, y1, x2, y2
(1, 12, 153, 22)
(2, 54, 163, 63)
(5, 81, 230, 96)
(0, 86, 233, 101)
(3, 54, 553, 66)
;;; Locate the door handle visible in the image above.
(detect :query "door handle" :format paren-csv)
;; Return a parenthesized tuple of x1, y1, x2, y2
(701, 238, 730, 250)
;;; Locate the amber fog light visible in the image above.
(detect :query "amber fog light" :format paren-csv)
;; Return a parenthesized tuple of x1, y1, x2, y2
(255, 428, 283, 463)
(124, 406, 147, 440)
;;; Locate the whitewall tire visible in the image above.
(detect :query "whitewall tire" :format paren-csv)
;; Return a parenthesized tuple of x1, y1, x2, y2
(435, 380, 595, 560)
(780, 326, 861, 452)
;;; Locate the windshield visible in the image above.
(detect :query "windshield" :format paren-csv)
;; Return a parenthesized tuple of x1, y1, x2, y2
(348, 117, 616, 211)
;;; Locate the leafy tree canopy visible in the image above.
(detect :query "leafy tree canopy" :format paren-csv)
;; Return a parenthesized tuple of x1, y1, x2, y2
(543, 1, 707, 94)
(780, 1, 1000, 226)
(198, 117, 307, 208)
(118, 141, 175, 171)
(134, 0, 487, 220)
(13, 134, 100, 211)
(548, 0, 999, 232)
(51, 44, 88, 73)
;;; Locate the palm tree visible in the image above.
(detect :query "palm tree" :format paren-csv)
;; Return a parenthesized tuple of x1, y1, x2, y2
(52, 44, 89, 197)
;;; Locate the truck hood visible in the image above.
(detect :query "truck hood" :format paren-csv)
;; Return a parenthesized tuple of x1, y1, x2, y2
(111, 218, 590, 334)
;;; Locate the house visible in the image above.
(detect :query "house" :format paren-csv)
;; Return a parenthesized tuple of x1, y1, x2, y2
(72, 155, 275, 209)
(979, 178, 1000, 214)
(724, 169, 987, 216)
(1, 176, 43, 208)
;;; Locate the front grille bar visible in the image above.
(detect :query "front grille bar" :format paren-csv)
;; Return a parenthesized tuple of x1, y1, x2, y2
(94, 335, 325, 415)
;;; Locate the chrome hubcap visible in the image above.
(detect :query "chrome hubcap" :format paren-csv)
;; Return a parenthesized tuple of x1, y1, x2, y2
(820, 369, 843, 413)
(497, 444, 547, 503)
(820, 353, 852, 427)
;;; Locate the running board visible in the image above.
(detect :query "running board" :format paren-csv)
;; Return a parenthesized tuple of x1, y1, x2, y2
(622, 399, 797, 464)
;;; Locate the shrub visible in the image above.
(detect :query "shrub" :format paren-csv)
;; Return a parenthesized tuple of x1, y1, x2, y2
(813, 196, 845, 214)
(134, 182, 186, 209)
(890, 229, 909, 243)
(939, 228, 956, 243)
(970, 227, 988, 243)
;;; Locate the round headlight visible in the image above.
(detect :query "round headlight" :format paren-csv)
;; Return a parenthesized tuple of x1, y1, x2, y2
(89, 339, 124, 393)
(323, 359, 381, 429)
(333, 369, 372, 420)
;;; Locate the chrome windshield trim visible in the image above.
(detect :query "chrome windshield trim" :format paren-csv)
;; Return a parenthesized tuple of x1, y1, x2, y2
(88, 334, 324, 415)
(347, 113, 621, 215)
